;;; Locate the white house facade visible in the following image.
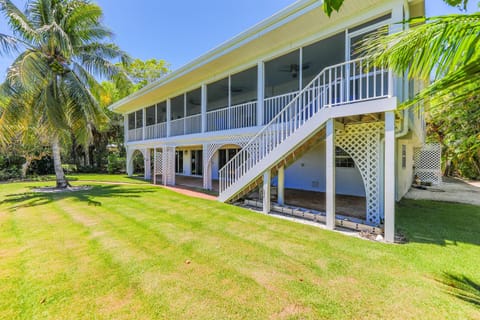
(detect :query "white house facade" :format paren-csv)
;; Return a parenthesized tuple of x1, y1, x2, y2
(110, 0, 427, 242)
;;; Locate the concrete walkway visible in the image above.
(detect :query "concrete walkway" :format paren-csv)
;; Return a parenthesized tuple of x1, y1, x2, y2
(404, 177, 480, 206)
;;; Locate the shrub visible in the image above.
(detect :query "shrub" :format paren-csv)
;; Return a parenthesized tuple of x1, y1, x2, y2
(107, 153, 126, 174)
(0, 166, 22, 181)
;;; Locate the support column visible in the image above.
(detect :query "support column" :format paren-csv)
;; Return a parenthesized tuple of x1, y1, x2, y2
(166, 99, 171, 137)
(201, 84, 207, 133)
(144, 148, 151, 180)
(263, 170, 271, 214)
(202, 144, 212, 190)
(326, 119, 335, 229)
(277, 166, 285, 205)
(126, 147, 134, 177)
(142, 108, 146, 140)
(153, 148, 157, 185)
(384, 111, 396, 243)
(257, 61, 264, 126)
(124, 114, 129, 143)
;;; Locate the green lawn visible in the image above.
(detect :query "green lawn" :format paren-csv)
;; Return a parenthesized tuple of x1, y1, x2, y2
(0, 175, 479, 319)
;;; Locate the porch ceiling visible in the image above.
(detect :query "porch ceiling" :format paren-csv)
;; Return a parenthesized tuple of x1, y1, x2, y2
(110, 0, 391, 114)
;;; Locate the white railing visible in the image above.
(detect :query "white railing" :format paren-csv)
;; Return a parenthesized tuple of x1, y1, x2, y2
(128, 128, 143, 142)
(207, 101, 257, 132)
(185, 114, 202, 135)
(219, 57, 390, 196)
(145, 122, 167, 140)
(264, 91, 298, 124)
(170, 114, 202, 137)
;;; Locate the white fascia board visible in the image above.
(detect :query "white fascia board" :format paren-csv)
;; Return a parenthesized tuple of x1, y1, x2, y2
(109, 0, 321, 114)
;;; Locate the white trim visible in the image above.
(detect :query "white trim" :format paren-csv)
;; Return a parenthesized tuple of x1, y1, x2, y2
(326, 119, 336, 229)
(110, 0, 321, 112)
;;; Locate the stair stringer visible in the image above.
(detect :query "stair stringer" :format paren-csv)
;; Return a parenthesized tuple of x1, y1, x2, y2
(218, 108, 334, 203)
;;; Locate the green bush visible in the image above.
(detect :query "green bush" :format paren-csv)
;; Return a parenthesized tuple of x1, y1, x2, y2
(107, 153, 126, 174)
(0, 166, 22, 181)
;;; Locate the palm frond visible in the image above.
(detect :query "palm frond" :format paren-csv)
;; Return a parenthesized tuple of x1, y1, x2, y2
(360, 13, 480, 110)
(0, 0, 38, 42)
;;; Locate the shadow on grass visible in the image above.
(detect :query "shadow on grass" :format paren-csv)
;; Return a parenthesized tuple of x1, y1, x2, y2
(438, 273, 480, 307)
(397, 199, 480, 246)
(1, 184, 155, 211)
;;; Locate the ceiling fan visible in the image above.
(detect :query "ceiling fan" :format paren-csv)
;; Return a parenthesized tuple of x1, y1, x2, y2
(278, 63, 310, 78)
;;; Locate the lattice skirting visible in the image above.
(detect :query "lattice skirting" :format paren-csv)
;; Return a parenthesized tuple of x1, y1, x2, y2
(414, 143, 442, 185)
(336, 122, 384, 225)
(203, 137, 253, 189)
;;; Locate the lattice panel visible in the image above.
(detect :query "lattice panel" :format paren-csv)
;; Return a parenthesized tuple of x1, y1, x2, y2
(203, 137, 252, 190)
(154, 149, 163, 177)
(162, 146, 176, 186)
(336, 122, 384, 225)
(414, 143, 442, 185)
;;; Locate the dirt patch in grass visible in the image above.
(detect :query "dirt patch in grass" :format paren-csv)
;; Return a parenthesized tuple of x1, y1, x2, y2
(271, 304, 311, 319)
(32, 185, 93, 193)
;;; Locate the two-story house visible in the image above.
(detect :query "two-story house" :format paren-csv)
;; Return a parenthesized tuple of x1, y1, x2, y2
(110, 0, 427, 242)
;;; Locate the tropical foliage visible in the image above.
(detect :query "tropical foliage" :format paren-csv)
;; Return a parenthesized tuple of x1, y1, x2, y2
(324, 0, 480, 178)
(0, 0, 130, 187)
(359, 11, 480, 178)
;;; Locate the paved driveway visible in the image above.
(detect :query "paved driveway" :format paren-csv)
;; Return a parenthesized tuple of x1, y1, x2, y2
(404, 177, 480, 206)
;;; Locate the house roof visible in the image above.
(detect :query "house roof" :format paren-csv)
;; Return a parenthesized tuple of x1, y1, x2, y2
(109, 0, 406, 114)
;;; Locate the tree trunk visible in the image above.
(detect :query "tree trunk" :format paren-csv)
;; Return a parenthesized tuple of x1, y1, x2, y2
(21, 158, 31, 179)
(85, 146, 90, 167)
(51, 136, 69, 188)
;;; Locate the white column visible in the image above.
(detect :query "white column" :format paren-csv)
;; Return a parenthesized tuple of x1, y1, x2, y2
(126, 147, 134, 177)
(166, 99, 171, 137)
(277, 166, 285, 205)
(257, 61, 265, 126)
(183, 93, 187, 135)
(263, 170, 271, 214)
(202, 144, 211, 190)
(326, 119, 335, 229)
(144, 148, 151, 180)
(298, 47, 303, 91)
(153, 148, 157, 185)
(124, 114, 129, 143)
(142, 108, 146, 140)
(384, 111, 396, 243)
(201, 84, 207, 133)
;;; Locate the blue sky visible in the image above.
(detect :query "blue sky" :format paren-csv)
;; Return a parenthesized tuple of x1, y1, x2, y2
(0, 0, 477, 80)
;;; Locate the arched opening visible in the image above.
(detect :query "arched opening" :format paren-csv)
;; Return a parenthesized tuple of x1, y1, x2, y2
(206, 144, 243, 192)
(131, 150, 145, 176)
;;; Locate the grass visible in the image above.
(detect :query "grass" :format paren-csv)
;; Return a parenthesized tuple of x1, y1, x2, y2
(0, 174, 479, 319)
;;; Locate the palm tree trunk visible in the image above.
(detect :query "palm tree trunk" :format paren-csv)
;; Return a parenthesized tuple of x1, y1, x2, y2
(51, 136, 69, 188)
(21, 158, 31, 179)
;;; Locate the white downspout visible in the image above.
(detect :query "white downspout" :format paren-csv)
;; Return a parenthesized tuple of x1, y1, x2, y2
(395, 109, 409, 138)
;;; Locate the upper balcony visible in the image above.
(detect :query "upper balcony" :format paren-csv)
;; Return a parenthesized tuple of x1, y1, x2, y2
(125, 15, 403, 144)
(126, 57, 394, 143)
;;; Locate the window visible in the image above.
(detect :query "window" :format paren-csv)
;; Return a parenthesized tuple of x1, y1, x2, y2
(135, 110, 143, 128)
(171, 94, 185, 120)
(335, 147, 355, 168)
(175, 151, 183, 174)
(191, 150, 203, 176)
(207, 78, 229, 111)
(146, 105, 155, 126)
(128, 112, 136, 130)
(156, 101, 167, 123)
(231, 67, 257, 105)
(218, 148, 240, 170)
(402, 145, 407, 169)
(186, 88, 202, 116)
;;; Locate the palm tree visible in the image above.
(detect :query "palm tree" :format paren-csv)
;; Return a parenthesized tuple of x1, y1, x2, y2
(361, 12, 480, 109)
(0, 0, 130, 188)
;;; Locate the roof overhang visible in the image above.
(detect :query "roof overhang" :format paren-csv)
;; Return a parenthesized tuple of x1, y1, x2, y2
(110, 0, 405, 114)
